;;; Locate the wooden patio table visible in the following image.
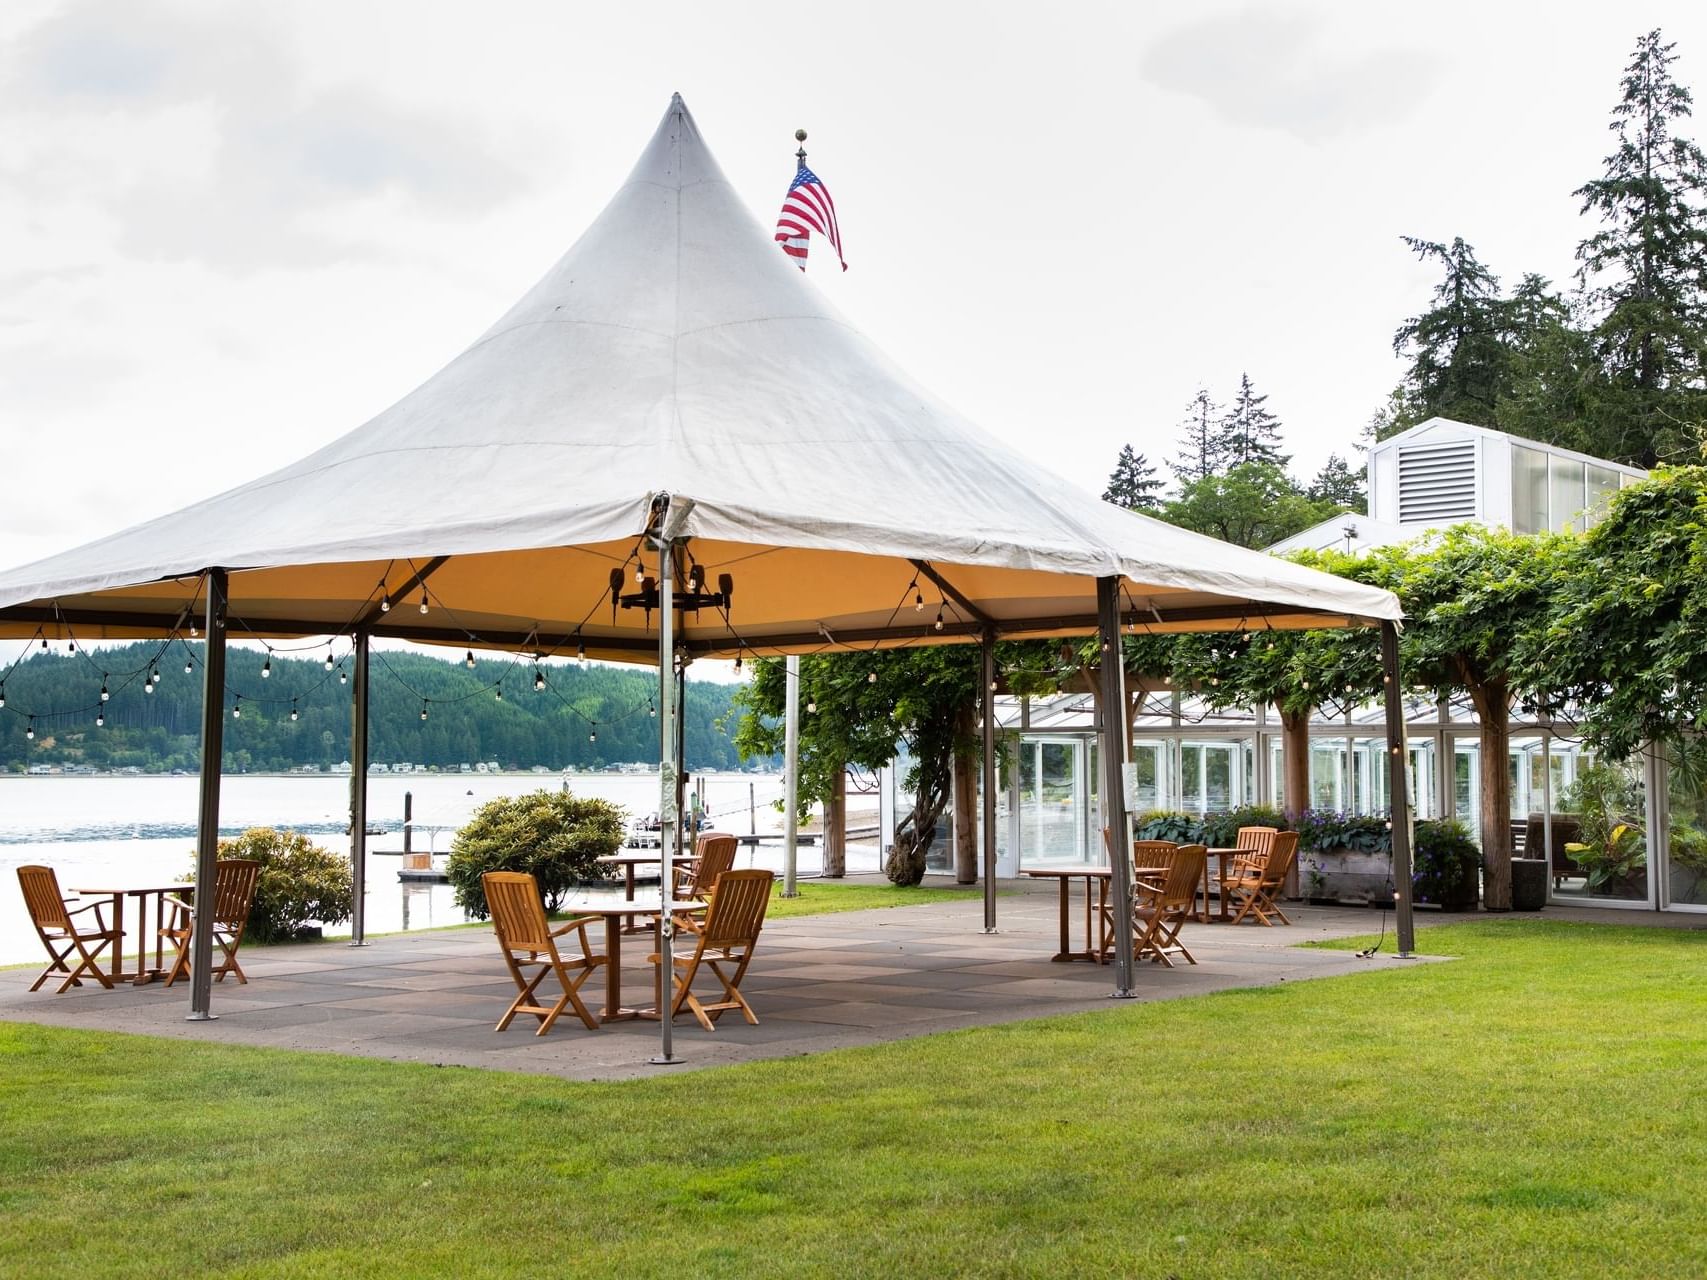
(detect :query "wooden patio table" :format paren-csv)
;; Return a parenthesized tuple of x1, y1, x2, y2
(568, 899, 702, 1022)
(1202, 849, 1244, 923)
(596, 852, 699, 933)
(1019, 866, 1168, 964)
(72, 883, 193, 985)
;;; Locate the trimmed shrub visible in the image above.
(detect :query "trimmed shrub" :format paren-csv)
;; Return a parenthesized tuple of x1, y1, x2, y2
(186, 827, 354, 943)
(446, 788, 625, 918)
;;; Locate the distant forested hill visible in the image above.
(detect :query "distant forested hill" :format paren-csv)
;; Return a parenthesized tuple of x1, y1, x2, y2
(0, 643, 758, 774)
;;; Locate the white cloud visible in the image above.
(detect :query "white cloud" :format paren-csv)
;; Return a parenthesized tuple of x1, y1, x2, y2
(1139, 8, 1445, 141)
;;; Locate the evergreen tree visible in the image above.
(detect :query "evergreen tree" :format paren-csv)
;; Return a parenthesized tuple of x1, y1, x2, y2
(1306, 453, 1367, 512)
(1391, 235, 1511, 427)
(1102, 444, 1163, 511)
(1573, 28, 1707, 467)
(1216, 373, 1289, 469)
(1169, 388, 1224, 485)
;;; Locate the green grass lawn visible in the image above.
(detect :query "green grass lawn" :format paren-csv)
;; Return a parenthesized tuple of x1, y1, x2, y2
(3, 919, 1704, 1278)
(764, 878, 999, 919)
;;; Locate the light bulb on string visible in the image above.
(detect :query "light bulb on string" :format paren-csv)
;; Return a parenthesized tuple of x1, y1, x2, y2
(100, 677, 109, 702)
(868, 671, 878, 683)
(261, 656, 271, 679)
(326, 646, 336, 671)
(577, 640, 586, 663)
(40, 637, 47, 651)
(380, 594, 391, 613)
(494, 685, 503, 701)
(589, 730, 597, 744)
(419, 592, 429, 615)
(26, 717, 35, 740)
(420, 701, 429, 721)
(534, 667, 546, 691)
(184, 656, 194, 675)
(933, 608, 944, 633)
(734, 654, 742, 673)
(648, 701, 656, 717)
(290, 700, 299, 722)
(914, 590, 924, 612)
(96, 710, 104, 728)
(465, 650, 476, 669)
(67, 639, 75, 653)
(806, 699, 817, 714)
(152, 666, 161, 686)
(143, 675, 154, 695)
(232, 699, 241, 719)
(635, 559, 645, 584)
(338, 668, 348, 686)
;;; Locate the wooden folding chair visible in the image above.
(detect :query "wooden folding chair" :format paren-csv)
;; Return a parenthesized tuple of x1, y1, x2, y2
(18, 865, 120, 993)
(1226, 831, 1300, 926)
(655, 868, 773, 1031)
(482, 871, 607, 1034)
(1099, 840, 1179, 962)
(1218, 826, 1277, 914)
(673, 832, 738, 934)
(1131, 844, 1208, 967)
(161, 858, 261, 987)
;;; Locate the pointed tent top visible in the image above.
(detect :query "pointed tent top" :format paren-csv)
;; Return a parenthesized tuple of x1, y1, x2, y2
(0, 94, 1400, 647)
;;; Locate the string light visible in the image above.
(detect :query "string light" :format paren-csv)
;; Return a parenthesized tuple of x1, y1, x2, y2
(933, 607, 944, 632)
(95, 709, 104, 728)
(465, 650, 476, 669)
(232, 698, 242, 719)
(261, 656, 272, 679)
(648, 701, 656, 717)
(494, 684, 504, 701)
(380, 594, 391, 613)
(152, 665, 161, 686)
(589, 729, 597, 743)
(40, 637, 47, 651)
(420, 701, 429, 721)
(26, 716, 35, 740)
(806, 699, 817, 713)
(868, 671, 878, 683)
(143, 673, 154, 694)
(290, 700, 299, 722)
(100, 677, 109, 702)
(326, 644, 336, 671)
(338, 668, 348, 686)
(184, 656, 194, 674)
(1, 682, 6, 707)
(577, 639, 586, 663)
(419, 591, 429, 615)
(534, 667, 546, 691)
(734, 654, 743, 673)
(914, 588, 925, 612)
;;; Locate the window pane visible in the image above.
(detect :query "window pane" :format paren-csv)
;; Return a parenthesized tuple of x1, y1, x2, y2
(1585, 464, 1621, 528)
(1549, 457, 1586, 532)
(1512, 445, 1548, 534)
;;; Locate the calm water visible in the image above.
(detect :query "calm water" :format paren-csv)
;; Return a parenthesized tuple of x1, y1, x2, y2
(0, 771, 859, 966)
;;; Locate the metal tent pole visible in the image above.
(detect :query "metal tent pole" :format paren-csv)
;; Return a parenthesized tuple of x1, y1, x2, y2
(981, 630, 997, 933)
(1097, 577, 1137, 997)
(651, 532, 682, 1065)
(783, 653, 800, 897)
(348, 629, 371, 946)
(187, 568, 228, 1022)
(1382, 620, 1416, 956)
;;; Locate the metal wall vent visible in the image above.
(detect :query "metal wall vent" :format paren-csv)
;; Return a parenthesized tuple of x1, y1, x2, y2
(1397, 440, 1476, 523)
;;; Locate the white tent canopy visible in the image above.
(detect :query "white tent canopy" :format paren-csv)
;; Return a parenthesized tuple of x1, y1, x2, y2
(0, 95, 1396, 653)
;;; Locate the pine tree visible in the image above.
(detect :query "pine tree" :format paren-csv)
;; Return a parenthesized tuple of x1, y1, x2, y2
(1392, 236, 1512, 427)
(1573, 28, 1707, 467)
(1305, 453, 1367, 513)
(1216, 373, 1289, 469)
(1102, 444, 1163, 511)
(1169, 388, 1224, 485)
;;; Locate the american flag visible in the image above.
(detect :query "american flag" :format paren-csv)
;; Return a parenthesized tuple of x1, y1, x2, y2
(775, 163, 846, 272)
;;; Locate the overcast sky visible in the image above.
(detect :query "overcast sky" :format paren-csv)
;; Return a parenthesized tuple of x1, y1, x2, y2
(4, 0, 1705, 584)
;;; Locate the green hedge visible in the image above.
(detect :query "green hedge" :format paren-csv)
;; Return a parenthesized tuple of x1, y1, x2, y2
(446, 789, 625, 918)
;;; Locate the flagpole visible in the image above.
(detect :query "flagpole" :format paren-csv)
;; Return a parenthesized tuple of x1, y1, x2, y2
(795, 128, 807, 171)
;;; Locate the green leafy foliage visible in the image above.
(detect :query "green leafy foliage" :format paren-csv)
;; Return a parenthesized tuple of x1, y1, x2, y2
(1157, 461, 1342, 550)
(1559, 762, 1648, 895)
(186, 827, 354, 944)
(1412, 819, 1481, 906)
(445, 789, 624, 918)
(1102, 444, 1163, 511)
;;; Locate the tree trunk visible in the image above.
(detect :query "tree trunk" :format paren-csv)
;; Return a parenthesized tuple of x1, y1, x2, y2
(1279, 705, 1312, 822)
(953, 749, 978, 884)
(822, 773, 846, 878)
(887, 758, 952, 887)
(1469, 675, 1511, 911)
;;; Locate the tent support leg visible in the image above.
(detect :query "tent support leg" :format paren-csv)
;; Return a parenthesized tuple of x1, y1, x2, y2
(650, 530, 683, 1065)
(981, 629, 997, 933)
(1097, 577, 1136, 997)
(1382, 620, 1416, 957)
(188, 568, 228, 1022)
(348, 629, 370, 946)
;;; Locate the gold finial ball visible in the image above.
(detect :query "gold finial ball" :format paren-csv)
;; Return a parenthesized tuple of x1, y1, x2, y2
(795, 129, 808, 142)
